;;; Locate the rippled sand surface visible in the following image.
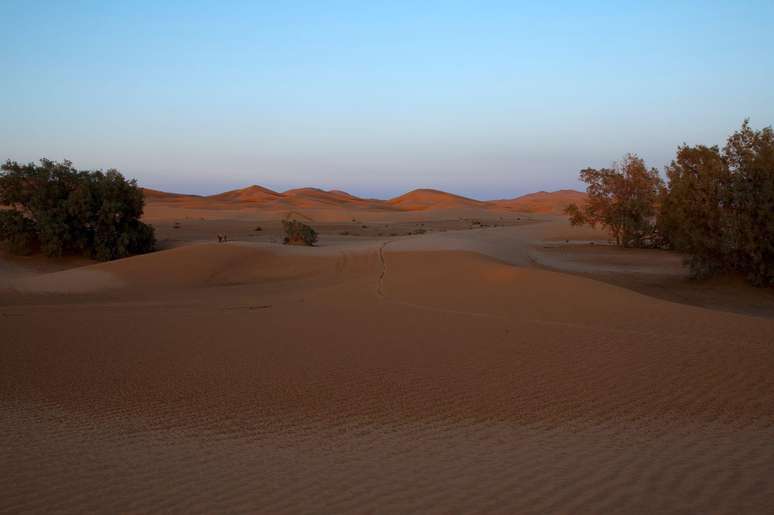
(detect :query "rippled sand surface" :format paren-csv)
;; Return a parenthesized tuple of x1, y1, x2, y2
(2, 231, 774, 513)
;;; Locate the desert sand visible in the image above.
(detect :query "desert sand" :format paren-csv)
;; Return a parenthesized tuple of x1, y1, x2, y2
(2, 187, 774, 513)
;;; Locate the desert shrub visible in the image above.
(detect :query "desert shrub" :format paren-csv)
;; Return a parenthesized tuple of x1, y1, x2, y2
(658, 144, 733, 278)
(0, 210, 38, 255)
(565, 154, 663, 247)
(660, 121, 773, 285)
(725, 121, 774, 286)
(0, 159, 155, 260)
(282, 219, 317, 246)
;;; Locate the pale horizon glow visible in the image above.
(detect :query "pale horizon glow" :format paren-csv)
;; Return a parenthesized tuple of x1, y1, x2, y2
(2, 1, 773, 200)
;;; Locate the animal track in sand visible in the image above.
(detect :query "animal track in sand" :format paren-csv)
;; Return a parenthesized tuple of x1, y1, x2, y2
(376, 240, 391, 298)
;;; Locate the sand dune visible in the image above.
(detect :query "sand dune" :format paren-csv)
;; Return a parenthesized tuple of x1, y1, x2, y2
(8, 245, 312, 294)
(141, 188, 204, 203)
(141, 185, 585, 220)
(285, 187, 360, 203)
(492, 189, 587, 213)
(142, 185, 396, 221)
(208, 184, 283, 203)
(2, 211, 774, 513)
(207, 185, 374, 208)
(386, 188, 485, 211)
(6, 181, 774, 515)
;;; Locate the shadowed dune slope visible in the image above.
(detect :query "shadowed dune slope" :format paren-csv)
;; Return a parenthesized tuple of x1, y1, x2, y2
(3, 243, 382, 296)
(141, 188, 202, 201)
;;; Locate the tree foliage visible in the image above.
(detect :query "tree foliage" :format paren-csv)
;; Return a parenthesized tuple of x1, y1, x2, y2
(569, 121, 773, 287)
(564, 154, 663, 247)
(282, 219, 318, 246)
(658, 121, 774, 285)
(0, 159, 155, 260)
(724, 121, 774, 286)
(658, 145, 732, 278)
(0, 210, 38, 255)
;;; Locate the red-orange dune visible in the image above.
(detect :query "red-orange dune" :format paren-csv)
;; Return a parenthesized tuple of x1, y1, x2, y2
(141, 185, 585, 216)
(386, 188, 485, 211)
(208, 184, 282, 203)
(492, 189, 588, 213)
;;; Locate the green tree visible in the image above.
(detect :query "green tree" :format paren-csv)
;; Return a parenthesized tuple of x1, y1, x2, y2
(656, 120, 772, 286)
(565, 154, 663, 247)
(725, 121, 774, 286)
(0, 159, 155, 260)
(658, 144, 732, 278)
(0, 210, 38, 255)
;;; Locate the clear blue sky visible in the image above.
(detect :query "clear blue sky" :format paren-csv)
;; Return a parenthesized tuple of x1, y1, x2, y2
(2, 1, 772, 199)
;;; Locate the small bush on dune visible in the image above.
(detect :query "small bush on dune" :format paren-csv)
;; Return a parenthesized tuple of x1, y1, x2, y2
(282, 220, 317, 246)
(0, 159, 155, 260)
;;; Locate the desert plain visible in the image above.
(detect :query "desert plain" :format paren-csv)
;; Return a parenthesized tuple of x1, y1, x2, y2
(2, 186, 774, 513)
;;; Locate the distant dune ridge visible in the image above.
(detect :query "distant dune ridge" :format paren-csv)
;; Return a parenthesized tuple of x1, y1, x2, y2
(386, 188, 485, 211)
(491, 189, 588, 214)
(208, 185, 283, 203)
(141, 185, 585, 214)
(138, 188, 200, 201)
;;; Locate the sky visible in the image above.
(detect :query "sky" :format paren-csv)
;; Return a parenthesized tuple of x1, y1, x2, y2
(2, 1, 773, 199)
